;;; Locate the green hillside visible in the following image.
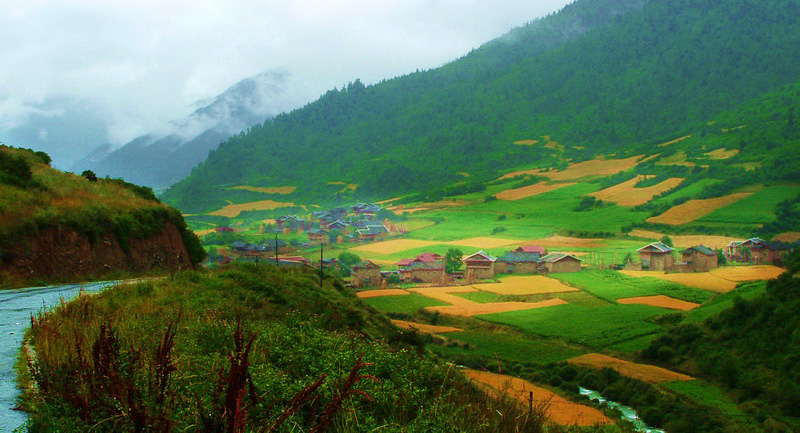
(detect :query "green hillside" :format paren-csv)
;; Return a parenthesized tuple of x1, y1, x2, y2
(163, 0, 800, 214)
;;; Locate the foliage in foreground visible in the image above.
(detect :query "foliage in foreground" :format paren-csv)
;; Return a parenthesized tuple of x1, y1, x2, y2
(18, 264, 581, 433)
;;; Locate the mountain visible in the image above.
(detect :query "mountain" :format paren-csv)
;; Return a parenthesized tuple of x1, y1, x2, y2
(0, 145, 204, 288)
(72, 70, 297, 189)
(162, 0, 800, 214)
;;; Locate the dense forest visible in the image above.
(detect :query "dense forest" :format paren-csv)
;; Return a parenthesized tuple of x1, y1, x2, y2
(163, 0, 800, 212)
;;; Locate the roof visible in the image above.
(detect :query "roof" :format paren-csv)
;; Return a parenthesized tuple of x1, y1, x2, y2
(462, 250, 497, 262)
(307, 228, 329, 235)
(357, 225, 388, 236)
(636, 242, 674, 253)
(742, 237, 766, 246)
(277, 215, 304, 222)
(353, 260, 381, 270)
(540, 253, 581, 263)
(683, 245, 715, 256)
(396, 258, 414, 267)
(416, 252, 443, 263)
(515, 246, 546, 255)
(497, 251, 541, 263)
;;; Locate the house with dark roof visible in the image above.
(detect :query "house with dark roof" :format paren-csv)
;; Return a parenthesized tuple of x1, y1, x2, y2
(539, 253, 582, 273)
(357, 225, 388, 241)
(307, 227, 329, 244)
(326, 220, 350, 232)
(637, 242, 675, 271)
(353, 203, 382, 214)
(514, 246, 547, 256)
(276, 215, 306, 232)
(496, 250, 541, 274)
(352, 260, 382, 288)
(681, 245, 718, 272)
(725, 237, 766, 262)
(462, 250, 497, 281)
(750, 241, 793, 266)
(230, 241, 249, 253)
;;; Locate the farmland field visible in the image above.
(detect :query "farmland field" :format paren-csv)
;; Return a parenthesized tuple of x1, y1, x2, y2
(662, 380, 747, 417)
(629, 229, 739, 249)
(540, 155, 645, 181)
(360, 293, 446, 314)
(350, 238, 439, 254)
(209, 199, 296, 217)
(432, 330, 583, 364)
(551, 270, 713, 303)
(478, 303, 667, 350)
(463, 369, 612, 426)
(647, 193, 752, 225)
(694, 185, 800, 226)
(355, 289, 410, 298)
(619, 270, 737, 293)
(444, 236, 524, 248)
(616, 295, 700, 310)
(703, 148, 739, 159)
(683, 281, 767, 323)
(567, 353, 693, 384)
(495, 182, 575, 201)
(452, 291, 505, 303)
(427, 298, 567, 317)
(230, 185, 297, 194)
(709, 265, 784, 281)
(476, 275, 578, 295)
(390, 320, 462, 334)
(590, 176, 685, 206)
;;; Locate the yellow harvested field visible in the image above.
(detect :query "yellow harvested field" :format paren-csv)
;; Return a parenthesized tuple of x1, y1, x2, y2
(355, 289, 410, 299)
(629, 229, 740, 250)
(210, 199, 295, 218)
(513, 139, 539, 146)
(709, 265, 784, 281)
(464, 369, 611, 426)
(617, 295, 700, 311)
(527, 236, 606, 248)
(568, 354, 693, 384)
(498, 168, 543, 180)
(541, 155, 644, 181)
(390, 320, 462, 334)
(389, 200, 470, 214)
(193, 228, 216, 236)
(590, 176, 685, 206)
(230, 185, 296, 194)
(477, 276, 578, 295)
(647, 193, 752, 225)
(350, 239, 439, 254)
(446, 237, 523, 249)
(425, 298, 566, 317)
(496, 182, 575, 201)
(327, 181, 345, 185)
(704, 148, 739, 159)
(658, 135, 692, 147)
(774, 232, 800, 242)
(619, 270, 737, 293)
(410, 286, 567, 317)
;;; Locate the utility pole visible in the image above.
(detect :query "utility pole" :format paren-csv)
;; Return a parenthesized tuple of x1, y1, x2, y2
(528, 391, 533, 413)
(274, 233, 279, 265)
(319, 244, 324, 289)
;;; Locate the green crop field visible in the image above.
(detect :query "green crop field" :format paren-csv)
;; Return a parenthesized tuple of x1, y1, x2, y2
(361, 293, 447, 314)
(651, 179, 721, 204)
(683, 281, 767, 323)
(694, 184, 800, 226)
(430, 330, 584, 365)
(663, 380, 746, 418)
(551, 270, 714, 303)
(453, 291, 506, 303)
(478, 303, 667, 350)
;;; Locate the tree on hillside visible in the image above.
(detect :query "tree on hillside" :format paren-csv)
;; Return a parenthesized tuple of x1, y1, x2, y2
(445, 248, 463, 274)
(660, 235, 674, 247)
(81, 170, 97, 182)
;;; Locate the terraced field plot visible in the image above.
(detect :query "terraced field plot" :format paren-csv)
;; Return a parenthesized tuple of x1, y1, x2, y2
(709, 265, 784, 281)
(590, 176, 685, 206)
(693, 185, 800, 226)
(551, 270, 713, 303)
(355, 289, 410, 298)
(617, 295, 700, 311)
(433, 330, 583, 364)
(541, 155, 645, 181)
(230, 185, 296, 194)
(409, 286, 567, 317)
(390, 320, 462, 334)
(359, 293, 447, 314)
(647, 193, 752, 225)
(464, 369, 612, 426)
(445, 237, 524, 248)
(526, 236, 606, 248)
(476, 276, 578, 295)
(703, 148, 739, 159)
(209, 199, 296, 217)
(619, 270, 737, 293)
(568, 353, 693, 384)
(495, 182, 575, 201)
(350, 239, 439, 254)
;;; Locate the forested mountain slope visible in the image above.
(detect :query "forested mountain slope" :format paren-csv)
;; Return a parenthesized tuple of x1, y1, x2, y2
(163, 0, 800, 213)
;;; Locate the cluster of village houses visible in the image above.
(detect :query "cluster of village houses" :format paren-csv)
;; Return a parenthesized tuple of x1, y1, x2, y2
(350, 237, 796, 288)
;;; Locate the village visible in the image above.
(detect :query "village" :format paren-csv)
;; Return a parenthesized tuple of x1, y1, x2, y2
(206, 202, 797, 292)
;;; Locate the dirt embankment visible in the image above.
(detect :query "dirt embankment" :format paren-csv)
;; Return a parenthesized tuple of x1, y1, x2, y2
(1, 221, 193, 286)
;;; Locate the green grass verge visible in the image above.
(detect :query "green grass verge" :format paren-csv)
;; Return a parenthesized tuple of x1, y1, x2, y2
(361, 293, 447, 314)
(663, 379, 746, 418)
(683, 281, 767, 323)
(429, 330, 583, 365)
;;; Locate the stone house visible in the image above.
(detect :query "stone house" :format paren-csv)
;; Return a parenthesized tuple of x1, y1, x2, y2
(539, 253, 581, 273)
(462, 250, 497, 281)
(637, 242, 675, 271)
(352, 260, 382, 288)
(680, 245, 718, 272)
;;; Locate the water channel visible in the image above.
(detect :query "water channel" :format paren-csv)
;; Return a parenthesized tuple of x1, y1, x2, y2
(0, 281, 118, 432)
(580, 387, 666, 433)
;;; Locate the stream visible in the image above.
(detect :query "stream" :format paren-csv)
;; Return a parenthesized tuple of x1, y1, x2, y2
(0, 281, 118, 432)
(580, 387, 666, 433)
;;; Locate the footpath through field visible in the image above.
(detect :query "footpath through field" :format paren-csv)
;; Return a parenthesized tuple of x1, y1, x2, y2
(464, 369, 612, 426)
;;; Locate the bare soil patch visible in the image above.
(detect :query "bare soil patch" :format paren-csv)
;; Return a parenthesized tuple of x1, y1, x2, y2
(619, 270, 737, 293)
(526, 236, 606, 248)
(464, 369, 611, 426)
(657, 135, 692, 147)
(568, 354, 693, 384)
(390, 320, 462, 334)
(355, 289, 410, 298)
(210, 199, 296, 218)
(773, 232, 800, 242)
(513, 139, 540, 146)
(591, 176, 685, 206)
(616, 295, 700, 311)
(498, 168, 543, 180)
(646, 193, 752, 225)
(446, 237, 523, 249)
(477, 276, 578, 295)
(351, 239, 439, 255)
(425, 298, 566, 317)
(496, 182, 575, 201)
(230, 185, 296, 194)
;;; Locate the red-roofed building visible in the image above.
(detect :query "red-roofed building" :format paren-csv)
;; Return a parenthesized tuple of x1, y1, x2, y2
(397, 252, 445, 284)
(514, 246, 547, 255)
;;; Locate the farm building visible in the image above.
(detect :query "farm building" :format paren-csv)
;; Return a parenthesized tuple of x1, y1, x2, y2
(326, 220, 349, 232)
(749, 241, 792, 266)
(307, 228, 329, 244)
(637, 242, 675, 271)
(353, 203, 382, 214)
(514, 245, 547, 256)
(495, 250, 541, 274)
(277, 256, 312, 268)
(357, 225, 389, 242)
(462, 250, 497, 281)
(539, 253, 582, 273)
(276, 215, 306, 231)
(397, 252, 446, 283)
(724, 237, 766, 262)
(215, 226, 235, 233)
(351, 260, 382, 288)
(680, 245, 718, 272)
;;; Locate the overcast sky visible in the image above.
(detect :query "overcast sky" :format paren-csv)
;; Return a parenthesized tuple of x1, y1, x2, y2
(0, 0, 571, 167)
